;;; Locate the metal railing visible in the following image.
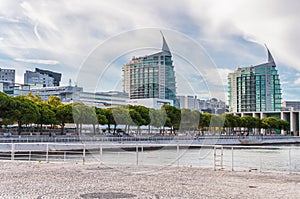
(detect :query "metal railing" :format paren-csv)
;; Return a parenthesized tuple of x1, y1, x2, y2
(0, 143, 299, 173)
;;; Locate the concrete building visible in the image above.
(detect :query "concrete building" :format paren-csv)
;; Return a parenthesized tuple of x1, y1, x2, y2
(176, 95, 199, 110)
(282, 101, 300, 111)
(233, 111, 300, 136)
(0, 68, 16, 93)
(0, 68, 15, 83)
(228, 46, 281, 112)
(122, 33, 176, 102)
(199, 98, 226, 114)
(126, 98, 173, 109)
(24, 70, 55, 87)
(35, 68, 62, 86)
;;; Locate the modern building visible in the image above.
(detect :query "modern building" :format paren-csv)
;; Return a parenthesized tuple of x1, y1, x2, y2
(198, 98, 227, 114)
(0, 68, 15, 83)
(24, 68, 61, 87)
(24, 70, 55, 87)
(122, 33, 176, 103)
(127, 98, 173, 110)
(233, 111, 300, 136)
(0, 68, 17, 94)
(228, 46, 281, 112)
(176, 95, 199, 110)
(35, 68, 62, 86)
(282, 101, 300, 111)
(29, 86, 129, 108)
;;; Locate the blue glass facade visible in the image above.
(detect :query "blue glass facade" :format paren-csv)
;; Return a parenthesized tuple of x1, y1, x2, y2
(228, 47, 282, 112)
(123, 35, 176, 102)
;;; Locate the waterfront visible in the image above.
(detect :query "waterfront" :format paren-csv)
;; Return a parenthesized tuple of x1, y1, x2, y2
(1, 141, 300, 173)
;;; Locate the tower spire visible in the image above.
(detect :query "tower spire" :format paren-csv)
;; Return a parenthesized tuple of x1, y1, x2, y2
(160, 31, 171, 56)
(265, 44, 275, 64)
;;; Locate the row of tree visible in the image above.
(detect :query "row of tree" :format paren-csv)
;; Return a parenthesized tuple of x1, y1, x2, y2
(0, 92, 290, 135)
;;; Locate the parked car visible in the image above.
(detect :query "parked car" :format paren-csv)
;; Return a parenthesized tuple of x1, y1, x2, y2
(3, 132, 12, 137)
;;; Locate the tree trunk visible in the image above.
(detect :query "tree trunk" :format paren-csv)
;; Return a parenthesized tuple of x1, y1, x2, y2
(18, 121, 22, 135)
(93, 124, 96, 136)
(61, 123, 65, 135)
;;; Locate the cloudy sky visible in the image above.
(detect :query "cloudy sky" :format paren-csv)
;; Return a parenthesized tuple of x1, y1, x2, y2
(1, 0, 300, 101)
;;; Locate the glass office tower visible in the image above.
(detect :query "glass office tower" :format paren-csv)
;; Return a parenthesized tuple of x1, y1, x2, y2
(228, 47, 281, 112)
(123, 34, 176, 102)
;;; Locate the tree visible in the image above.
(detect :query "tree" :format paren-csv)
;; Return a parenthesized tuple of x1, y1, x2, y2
(10, 95, 39, 134)
(162, 105, 181, 134)
(180, 109, 200, 134)
(112, 106, 132, 134)
(73, 103, 97, 135)
(129, 105, 150, 134)
(199, 112, 211, 134)
(149, 109, 167, 133)
(96, 108, 108, 133)
(224, 114, 240, 134)
(0, 92, 12, 119)
(36, 102, 56, 129)
(103, 108, 116, 133)
(56, 103, 74, 134)
(47, 95, 62, 107)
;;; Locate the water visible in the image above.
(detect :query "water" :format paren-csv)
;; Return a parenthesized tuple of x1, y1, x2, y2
(83, 145, 300, 173)
(1, 143, 300, 173)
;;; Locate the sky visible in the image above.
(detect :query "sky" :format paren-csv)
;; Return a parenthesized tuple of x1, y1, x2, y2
(1, 0, 300, 101)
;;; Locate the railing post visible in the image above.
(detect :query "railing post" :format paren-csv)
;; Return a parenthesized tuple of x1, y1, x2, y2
(231, 147, 234, 171)
(177, 144, 179, 167)
(289, 148, 292, 174)
(29, 151, 31, 161)
(83, 144, 86, 164)
(46, 143, 49, 163)
(136, 144, 139, 166)
(100, 145, 103, 163)
(213, 146, 216, 171)
(141, 145, 143, 165)
(11, 143, 15, 161)
(64, 151, 66, 162)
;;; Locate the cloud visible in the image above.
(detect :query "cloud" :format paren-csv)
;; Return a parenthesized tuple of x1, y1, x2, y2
(0, 0, 300, 100)
(294, 78, 300, 85)
(14, 58, 59, 65)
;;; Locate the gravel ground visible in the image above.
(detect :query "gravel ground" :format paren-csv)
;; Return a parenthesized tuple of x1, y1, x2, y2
(0, 161, 299, 199)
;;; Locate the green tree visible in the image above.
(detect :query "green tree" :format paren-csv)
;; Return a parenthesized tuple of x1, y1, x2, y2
(162, 104, 181, 134)
(112, 106, 132, 134)
(56, 103, 74, 134)
(36, 102, 56, 129)
(10, 95, 39, 134)
(199, 112, 211, 135)
(149, 108, 167, 133)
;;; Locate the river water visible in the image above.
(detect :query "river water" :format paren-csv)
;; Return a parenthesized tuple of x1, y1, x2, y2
(1, 143, 299, 173)
(82, 144, 300, 173)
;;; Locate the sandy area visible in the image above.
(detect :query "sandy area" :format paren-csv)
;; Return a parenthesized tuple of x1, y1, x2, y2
(0, 161, 299, 199)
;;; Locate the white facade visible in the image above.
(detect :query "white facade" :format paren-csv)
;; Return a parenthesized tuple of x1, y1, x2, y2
(126, 98, 173, 109)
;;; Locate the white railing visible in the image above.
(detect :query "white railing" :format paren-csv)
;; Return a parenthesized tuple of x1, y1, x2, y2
(0, 143, 299, 173)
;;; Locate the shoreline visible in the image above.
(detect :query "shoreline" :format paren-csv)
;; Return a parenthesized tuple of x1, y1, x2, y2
(0, 161, 299, 198)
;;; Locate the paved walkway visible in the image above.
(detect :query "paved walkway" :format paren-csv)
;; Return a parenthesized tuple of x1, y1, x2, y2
(0, 161, 299, 198)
